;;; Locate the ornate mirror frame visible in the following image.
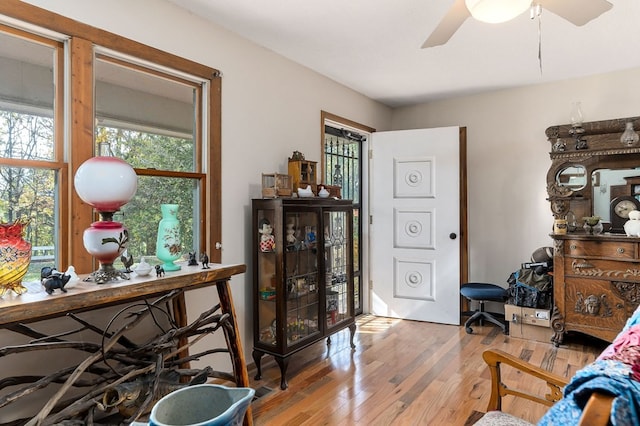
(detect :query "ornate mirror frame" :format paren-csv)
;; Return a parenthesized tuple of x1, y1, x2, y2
(546, 116, 640, 221)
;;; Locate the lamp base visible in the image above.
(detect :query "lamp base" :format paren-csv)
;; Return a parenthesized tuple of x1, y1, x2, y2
(85, 263, 131, 284)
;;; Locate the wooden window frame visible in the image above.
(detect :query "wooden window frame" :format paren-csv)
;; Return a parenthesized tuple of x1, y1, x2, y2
(0, 0, 222, 272)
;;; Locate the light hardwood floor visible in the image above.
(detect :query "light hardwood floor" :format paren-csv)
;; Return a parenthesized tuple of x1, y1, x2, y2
(248, 314, 608, 425)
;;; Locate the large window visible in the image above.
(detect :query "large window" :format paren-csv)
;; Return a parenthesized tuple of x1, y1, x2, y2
(0, 25, 63, 280)
(0, 3, 221, 278)
(94, 53, 206, 264)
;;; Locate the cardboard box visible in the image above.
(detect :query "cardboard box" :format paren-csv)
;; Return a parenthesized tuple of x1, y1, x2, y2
(505, 304, 551, 327)
(505, 304, 552, 343)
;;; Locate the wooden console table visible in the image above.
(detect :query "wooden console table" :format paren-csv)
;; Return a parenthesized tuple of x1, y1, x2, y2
(0, 262, 252, 425)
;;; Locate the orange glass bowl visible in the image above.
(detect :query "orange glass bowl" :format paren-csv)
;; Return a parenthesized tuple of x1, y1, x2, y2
(0, 219, 32, 297)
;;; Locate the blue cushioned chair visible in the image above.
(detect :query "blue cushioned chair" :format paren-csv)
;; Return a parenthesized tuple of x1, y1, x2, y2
(460, 283, 508, 334)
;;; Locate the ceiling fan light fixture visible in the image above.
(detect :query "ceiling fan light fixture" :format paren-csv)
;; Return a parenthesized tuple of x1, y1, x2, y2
(465, 0, 532, 24)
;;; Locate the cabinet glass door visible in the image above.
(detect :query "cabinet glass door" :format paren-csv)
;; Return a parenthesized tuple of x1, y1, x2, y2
(256, 207, 277, 347)
(324, 210, 351, 328)
(284, 210, 320, 346)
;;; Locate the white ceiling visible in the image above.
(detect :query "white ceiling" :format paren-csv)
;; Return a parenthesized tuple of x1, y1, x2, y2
(167, 0, 640, 108)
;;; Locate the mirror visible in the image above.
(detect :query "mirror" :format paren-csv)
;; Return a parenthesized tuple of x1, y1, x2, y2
(546, 116, 640, 228)
(592, 168, 640, 221)
(556, 165, 587, 190)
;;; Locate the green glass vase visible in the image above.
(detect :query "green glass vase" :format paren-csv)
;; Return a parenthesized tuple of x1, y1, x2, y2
(155, 204, 182, 271)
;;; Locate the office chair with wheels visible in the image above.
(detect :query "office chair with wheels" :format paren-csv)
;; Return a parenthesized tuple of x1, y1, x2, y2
(460, 282, 508, 334)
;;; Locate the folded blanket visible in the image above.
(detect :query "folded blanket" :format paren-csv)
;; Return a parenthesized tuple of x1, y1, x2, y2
(539, 320, 640, 425)
(538, 359, 640, 425)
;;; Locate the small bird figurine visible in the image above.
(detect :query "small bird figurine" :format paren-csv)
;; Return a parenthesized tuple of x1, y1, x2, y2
(64, 265, 80, 288)
(120, 251, 134, 273)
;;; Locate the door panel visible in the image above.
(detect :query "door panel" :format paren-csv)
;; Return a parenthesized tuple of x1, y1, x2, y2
(395, 208, 434, 249)
(370, 127, 462, 325)
(394, 157, 434, 198)
(394, 257, 434, 301)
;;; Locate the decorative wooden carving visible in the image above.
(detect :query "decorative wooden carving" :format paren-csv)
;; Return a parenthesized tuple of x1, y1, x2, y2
(574, 291, 612, 317)
(549, 197, 571, 218)
(553, 239, 564, 257)
(547, 183, 574, 199)
(571, 258, 640, 279)
(611, 281, 640, 311)
(550, 305, 565, 346)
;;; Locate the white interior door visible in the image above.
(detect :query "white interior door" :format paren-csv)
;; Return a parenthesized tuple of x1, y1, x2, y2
(370, 127, 461, 324)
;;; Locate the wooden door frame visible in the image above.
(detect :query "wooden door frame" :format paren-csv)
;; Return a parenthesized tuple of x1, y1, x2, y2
(458, 128, 469, 312)
(459, 127, 469, 285)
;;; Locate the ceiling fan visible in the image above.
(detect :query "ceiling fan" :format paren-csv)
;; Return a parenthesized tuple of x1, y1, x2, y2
(421, 0, 613, 48)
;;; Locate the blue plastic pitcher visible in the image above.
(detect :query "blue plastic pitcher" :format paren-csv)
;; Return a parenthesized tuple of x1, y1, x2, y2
(133, 384, 254, 426)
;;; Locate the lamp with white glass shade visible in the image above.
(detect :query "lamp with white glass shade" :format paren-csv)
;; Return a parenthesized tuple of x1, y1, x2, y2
(74, 142, 138, 283)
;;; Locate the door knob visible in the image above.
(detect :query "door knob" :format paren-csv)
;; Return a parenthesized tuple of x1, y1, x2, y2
(449, 233, 457, 240)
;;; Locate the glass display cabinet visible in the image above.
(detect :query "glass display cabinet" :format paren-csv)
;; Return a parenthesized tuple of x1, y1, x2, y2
(252, 198, 355, 389)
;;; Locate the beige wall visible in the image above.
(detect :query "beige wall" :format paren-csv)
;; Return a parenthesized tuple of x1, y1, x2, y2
(392, 68, 640, 285)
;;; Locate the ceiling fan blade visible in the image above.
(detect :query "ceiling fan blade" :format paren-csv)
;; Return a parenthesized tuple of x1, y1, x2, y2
(538, 0, 612, 26)
(421, 0, 470, 48)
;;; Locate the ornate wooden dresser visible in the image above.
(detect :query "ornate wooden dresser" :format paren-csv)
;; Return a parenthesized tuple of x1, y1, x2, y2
(551, 234, 640, 345)
(545, 115, 640, 345)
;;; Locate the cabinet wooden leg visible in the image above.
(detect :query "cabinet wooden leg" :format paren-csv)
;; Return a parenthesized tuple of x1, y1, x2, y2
(252, 350, 264, 380)
(349, 323, 356, 349)
(275, 357, 289, 390)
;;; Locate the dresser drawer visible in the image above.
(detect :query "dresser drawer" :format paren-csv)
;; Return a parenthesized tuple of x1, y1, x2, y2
(564, 239, 636, 260)
(564, 257, 640, 282)
(563, 278, 638, 333)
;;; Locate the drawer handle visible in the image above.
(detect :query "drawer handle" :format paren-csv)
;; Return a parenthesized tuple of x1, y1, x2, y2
(570, 244, 577, 250)
(617, 247, 625, 254)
